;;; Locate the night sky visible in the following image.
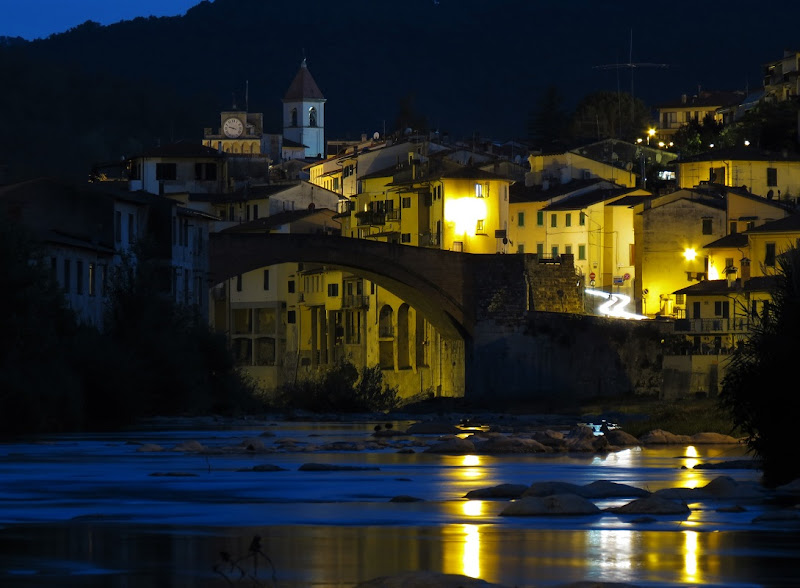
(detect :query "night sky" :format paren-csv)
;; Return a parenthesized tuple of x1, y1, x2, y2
(1, 0, 799, 140)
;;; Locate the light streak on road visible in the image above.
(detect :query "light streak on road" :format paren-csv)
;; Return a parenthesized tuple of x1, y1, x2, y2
(585, 288, 648, 320)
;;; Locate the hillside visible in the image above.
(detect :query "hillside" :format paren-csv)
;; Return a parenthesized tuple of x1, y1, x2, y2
(1, 0, 796, 184)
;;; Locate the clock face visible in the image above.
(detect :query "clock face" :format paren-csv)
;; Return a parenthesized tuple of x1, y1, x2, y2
(223, 117, 244, 138)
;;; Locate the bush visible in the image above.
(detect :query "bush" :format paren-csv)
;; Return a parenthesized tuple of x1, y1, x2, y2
(719, 246, 800, 487)
(277, 360, 399, 413)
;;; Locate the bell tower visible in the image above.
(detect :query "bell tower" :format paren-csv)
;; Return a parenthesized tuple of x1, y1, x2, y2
(282, 59, 326, 159)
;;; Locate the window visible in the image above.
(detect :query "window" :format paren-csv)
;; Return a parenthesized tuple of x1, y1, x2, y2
(333, 178, 339, 190)
(729, 221, 737, 234)
(155, 163, 177, 181)
(765, 242, 776, 267)
(767, 167, 778, 187)
(676, 293, 685, 306)
(236, 274, 242, 292)
(128, 213, 135, 243)
(253, 204, 258, 220)
(76, 261, 83, 294)
(476, 219, 485, 233)
(287, 310, 296, 324)
(565, 213, 571, 227)
(536, 211, 544, 226)
(263, 270, 270, 290)
(290, 108, 298, 127)
(578, 244, 586, 260)
(702, 218, 712, 235)
(565, 245, 572, 255)
(517, 212, 525, 227)
(551, 245, 559, 257)
(63, 259, 71, 292)
(309, 106, 317, 127)
(517, 244, 525, 253)
(579, 212, 586, 226)
(194, 162, 217, 180)
(401, 197, 411, 208)
(474, 183, 485, 198)
(99, 264, 106, 296)
(550, 214, 557, 228)
(115, 211, 121, 243)
(536, 243, 544, 256)
(288, 280, 295, 293)
(452, 241, 463, 252)
(327, 283, 339, 297)
(401, 233, 411, 243)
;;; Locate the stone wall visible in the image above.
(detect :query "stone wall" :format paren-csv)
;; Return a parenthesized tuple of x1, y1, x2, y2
(467, 312, 671, 405)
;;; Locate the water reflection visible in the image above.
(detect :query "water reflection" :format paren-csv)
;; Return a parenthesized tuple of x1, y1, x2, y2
(461, 500, 483, 517)
(457, 454, 484, 481)
(683, 530, 699, 584)
(462, 524, 480, 578)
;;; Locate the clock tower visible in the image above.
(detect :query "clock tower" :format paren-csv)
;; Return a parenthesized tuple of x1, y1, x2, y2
(282, 59, 326, 159)
(203, 110, 264, 154)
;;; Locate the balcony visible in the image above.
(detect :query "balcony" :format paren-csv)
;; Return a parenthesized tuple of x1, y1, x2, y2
(354, 211, 385, 226)
(674, 317, 752, 335)
(342, 295, 369, 309)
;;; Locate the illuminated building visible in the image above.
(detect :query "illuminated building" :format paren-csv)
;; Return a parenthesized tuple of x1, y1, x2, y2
(654, 90, 745, 140)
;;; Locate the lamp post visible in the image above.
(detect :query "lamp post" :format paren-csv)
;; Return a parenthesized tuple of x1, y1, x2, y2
(647, 128, 656, 145)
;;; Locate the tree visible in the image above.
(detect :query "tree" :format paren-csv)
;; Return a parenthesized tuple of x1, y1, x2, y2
(569, 91, 650, 143)
(719, 246, 800, 487)
(0, 214, 85, 434)
(672, 113, 723, 157)
(527, 85, 569, 150)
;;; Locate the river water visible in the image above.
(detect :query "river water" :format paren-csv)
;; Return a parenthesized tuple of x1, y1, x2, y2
(0, 417, 798, 587)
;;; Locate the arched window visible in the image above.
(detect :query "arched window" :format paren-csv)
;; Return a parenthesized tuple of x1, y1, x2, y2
(290, 108, 298, 127)
(379, 305, 394, 338)
(309, 106, 317, 127)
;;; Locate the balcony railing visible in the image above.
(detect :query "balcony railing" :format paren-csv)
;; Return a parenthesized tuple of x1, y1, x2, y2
(342, 295, 369, 309)
(674, 317, 752, 334)
(354, 211, 385, 226)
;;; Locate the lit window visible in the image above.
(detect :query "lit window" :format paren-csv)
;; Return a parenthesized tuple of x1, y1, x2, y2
(476, 219, 485, 233)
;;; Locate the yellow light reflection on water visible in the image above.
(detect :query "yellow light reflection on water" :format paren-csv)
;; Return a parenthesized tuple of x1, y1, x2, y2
(680, 445, 702, 488)
(683, 530, 699, 583)
(588, 530, 634, 572)
(462, 524, 481, 579)
(457, 455, 484, 481)
(461, 500, 483, 517)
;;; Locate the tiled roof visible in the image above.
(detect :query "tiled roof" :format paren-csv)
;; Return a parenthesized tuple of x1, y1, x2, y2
(745, 213, 800, 233)
(131, 141, 223, 159)
(655, 90, 745, 109)
(542, 188, 643, 211)
(221, 208, 338, 233)
(509, 178, 605, 204)
(283, 59, 325, 101)
(673, 275, 776, 295)
(676, 146, 800, 163)
(703, 233, 749, 248)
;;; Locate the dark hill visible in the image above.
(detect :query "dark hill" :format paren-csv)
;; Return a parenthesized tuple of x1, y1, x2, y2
(1, 0, 797, 184)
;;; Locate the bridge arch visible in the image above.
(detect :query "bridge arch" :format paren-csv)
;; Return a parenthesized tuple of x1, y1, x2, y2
(209, 233, 476, 341)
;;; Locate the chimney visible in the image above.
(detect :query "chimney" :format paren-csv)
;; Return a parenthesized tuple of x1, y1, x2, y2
(681, 94, 687, 104)
(740, 258, 751, 284)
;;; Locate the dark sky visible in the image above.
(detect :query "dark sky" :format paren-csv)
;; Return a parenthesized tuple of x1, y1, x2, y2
(2, 0, 798, 140)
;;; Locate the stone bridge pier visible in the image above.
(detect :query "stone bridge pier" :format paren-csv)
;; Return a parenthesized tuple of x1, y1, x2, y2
(209, 233, 584, 400)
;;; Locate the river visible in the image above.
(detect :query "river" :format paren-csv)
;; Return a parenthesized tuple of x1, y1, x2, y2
(0, 416, 798, 587)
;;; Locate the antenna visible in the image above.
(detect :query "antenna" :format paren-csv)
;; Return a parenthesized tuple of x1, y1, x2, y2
(594, 29, 669, 123)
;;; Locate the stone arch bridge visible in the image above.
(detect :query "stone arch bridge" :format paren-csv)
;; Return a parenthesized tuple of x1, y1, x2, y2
(209, 233, 584, 398)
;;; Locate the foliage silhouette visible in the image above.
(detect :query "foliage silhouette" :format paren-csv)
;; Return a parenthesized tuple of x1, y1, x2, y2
(719, 246, 800, 487)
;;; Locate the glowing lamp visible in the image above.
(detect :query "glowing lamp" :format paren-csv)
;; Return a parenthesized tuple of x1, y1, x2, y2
(683, 248, 697, 261)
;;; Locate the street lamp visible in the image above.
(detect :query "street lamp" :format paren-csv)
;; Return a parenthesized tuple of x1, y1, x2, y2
(647, 128, 656, 145)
